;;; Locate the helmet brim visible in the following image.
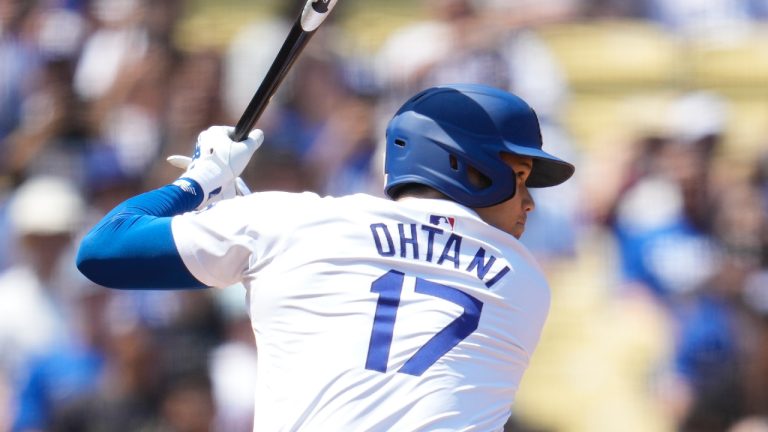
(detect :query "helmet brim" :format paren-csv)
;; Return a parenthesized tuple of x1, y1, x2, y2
(502, 144, 575, 188)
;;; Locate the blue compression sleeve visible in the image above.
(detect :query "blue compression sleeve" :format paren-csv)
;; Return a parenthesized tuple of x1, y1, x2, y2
(76, 180, 207, 289)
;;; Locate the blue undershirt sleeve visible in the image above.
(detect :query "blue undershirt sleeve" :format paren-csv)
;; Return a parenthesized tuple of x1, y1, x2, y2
(76, 179, 208, 290)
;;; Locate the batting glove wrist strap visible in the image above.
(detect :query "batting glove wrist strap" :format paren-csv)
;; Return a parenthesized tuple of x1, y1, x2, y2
(171, 177, 205, 208)
(168, 126, 263, 209)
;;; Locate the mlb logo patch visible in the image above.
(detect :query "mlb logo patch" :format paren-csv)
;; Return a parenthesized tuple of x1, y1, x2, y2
(429, 215, 455, 231)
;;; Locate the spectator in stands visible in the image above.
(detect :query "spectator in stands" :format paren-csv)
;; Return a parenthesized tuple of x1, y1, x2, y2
(0, 0, 40, 145)
(0, 177, 87, 428)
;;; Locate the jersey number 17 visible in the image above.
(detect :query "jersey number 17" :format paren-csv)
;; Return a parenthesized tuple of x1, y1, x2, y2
(364, 270, 484, 376)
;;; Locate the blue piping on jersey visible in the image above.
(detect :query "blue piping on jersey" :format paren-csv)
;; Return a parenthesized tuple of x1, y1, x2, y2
(76, 180, 207, 290)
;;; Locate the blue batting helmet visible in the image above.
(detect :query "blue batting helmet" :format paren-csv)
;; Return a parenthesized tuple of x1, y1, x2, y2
(384, 83, 575, 208)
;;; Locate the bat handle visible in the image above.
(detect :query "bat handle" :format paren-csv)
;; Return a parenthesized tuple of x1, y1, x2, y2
(229, 21, 308, 142)
(229, 0, 339, 142)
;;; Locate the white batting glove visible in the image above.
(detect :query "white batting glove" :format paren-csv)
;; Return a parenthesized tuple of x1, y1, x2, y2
(168, 126, 262, 209)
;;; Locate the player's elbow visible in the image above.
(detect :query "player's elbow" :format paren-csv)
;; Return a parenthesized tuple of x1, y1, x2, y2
(77, 226, 141, 288)
(76, 232, 118, 288)
(76, 222, 206, 290)
(76, 255, 110, 287)
(76, 234, 142, 289)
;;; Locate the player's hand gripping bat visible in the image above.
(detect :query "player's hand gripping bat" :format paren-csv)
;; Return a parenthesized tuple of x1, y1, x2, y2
(229, 0, 340, 143)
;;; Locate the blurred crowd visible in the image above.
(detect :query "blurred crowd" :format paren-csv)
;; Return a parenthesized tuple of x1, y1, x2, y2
(0, 0, 767, 431)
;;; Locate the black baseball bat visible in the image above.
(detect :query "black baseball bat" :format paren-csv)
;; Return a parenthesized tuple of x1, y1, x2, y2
(230, 0, 339, 142)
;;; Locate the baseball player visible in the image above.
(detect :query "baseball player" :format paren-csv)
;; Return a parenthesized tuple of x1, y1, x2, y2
(77, 83, 574, 431)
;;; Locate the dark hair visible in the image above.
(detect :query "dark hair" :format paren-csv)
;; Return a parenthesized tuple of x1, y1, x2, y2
(389, 184, 447, 201)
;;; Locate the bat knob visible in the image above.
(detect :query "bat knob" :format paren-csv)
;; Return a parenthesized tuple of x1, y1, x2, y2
(301, 0, 338, 31)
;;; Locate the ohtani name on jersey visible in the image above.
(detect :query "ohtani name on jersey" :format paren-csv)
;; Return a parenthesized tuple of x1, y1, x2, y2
(369, 223, 511, 288)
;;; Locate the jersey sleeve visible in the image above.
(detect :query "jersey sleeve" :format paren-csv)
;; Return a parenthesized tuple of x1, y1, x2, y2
(171, 191, 321, 288)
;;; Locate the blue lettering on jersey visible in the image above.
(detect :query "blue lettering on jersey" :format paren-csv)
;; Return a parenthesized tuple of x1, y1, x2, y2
(370, 223, 395, 256)
(437, 233, 461, 269)
(370, 222, 511, 287)
(483, 266, 511, 288)
(421, 225, 442, 262)
(466, 248, 496, 279)
(398, 223, 419, 259)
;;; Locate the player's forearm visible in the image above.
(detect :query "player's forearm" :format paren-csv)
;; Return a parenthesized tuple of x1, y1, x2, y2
(76, 183, 207, 290)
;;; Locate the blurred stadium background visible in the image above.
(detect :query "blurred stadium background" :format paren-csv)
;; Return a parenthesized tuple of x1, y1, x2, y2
(1, 0, 767, 431)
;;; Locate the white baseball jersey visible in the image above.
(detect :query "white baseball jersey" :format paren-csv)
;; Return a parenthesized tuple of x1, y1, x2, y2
(172, 192, 551, 432)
